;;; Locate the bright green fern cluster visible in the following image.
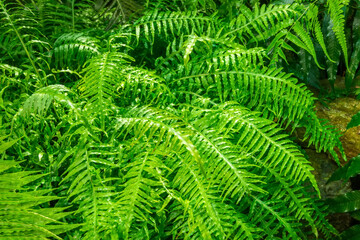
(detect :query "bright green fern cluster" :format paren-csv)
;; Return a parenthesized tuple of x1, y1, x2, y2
(0, 0, 351, 239)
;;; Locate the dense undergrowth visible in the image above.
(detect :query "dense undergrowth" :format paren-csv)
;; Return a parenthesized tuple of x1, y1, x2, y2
(1, 0, 359, 239)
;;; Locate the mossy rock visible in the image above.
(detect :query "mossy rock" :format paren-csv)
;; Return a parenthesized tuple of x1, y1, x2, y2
(315, 97, 360, 162)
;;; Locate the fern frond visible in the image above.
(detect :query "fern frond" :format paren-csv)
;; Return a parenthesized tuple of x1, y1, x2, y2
(327, 0, 349, 67)
(172, 64, 314, 124)
(300, 112, 345, 164)
(52, 33, 100, 70)
(155, 35, 245, 73)
(208, 47, 267, 70)
(225, 4, 296, 42)
(301, 188, 338, 239)
(78, 52, 134, 112)
(323, 12, 342, 88)
(130, 10, 215, 44)
(249, 156, 320, 237)
(184, 109, 266, 201)
(306, 5, 333, 63)
(21, 84, 73, 118)
(31, 0, 74, 36)
(115, 106, 202, 167)
(176, 35, 267, 70)
(0, 0, 49, 77)
(214, 103, 320, 195)
(169, 152, 257, 239)
(116, 66, 174, 105)
(287, 22, 323, 69)
(116, 151, 167, 238)
(249, 196, 300, 239)
(0, 160, 78, 239)
(60, 133, 120, 239)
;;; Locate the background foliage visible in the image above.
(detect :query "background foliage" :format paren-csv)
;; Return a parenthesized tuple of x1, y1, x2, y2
(0, 0, 358, 239)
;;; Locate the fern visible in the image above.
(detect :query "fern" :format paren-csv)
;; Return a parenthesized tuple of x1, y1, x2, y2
(1, 0, 350, 239)
(116, 66, 173, 105)
(225, 4, 297, 42)
(0, 139, 77, 239)
(116, 151, 166, 238)
(52, 33, 100, 70)
(59, 133, 120, 239)
(0, 0, 49, 78)
(20, 85, 73, 117)
(129, 10, 215, 44)
(78, 52, 134, 113)
(170, 63, 314, 123)
(327, 0, 349, 68)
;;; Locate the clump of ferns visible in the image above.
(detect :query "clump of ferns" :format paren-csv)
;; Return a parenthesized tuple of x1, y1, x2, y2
(2, 0, 351, 239)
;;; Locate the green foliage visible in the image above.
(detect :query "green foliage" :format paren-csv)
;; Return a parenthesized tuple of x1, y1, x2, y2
(327, 145, 360, 238)
(327, 190, 360, 213)
(326, 187, 360, 239)
(347, 110, 360, 129)
(286, 0, 360, 93)
(0, 138, 79, 239)
(328, 155, 360, 182)
(0, 0, 353, 239)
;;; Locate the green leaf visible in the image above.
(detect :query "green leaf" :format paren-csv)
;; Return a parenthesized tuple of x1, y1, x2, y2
(328, 154, 360, 182)
(0, 160, 78, 239)
(347, 111, 360, 129)
(0, 139, 17, 153)
(339, 224, 360, 240)
(345, 39, 360, 89)
(326, 191, 360, 213)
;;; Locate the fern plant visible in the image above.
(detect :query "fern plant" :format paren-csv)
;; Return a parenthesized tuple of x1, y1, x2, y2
(0, 0, 353, 239)
(0, 137, 79, 239)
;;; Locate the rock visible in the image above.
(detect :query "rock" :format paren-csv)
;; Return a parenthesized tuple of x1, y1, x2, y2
(305, 149, 351, 198)
(315, 97, 360, 161)
(305, 148, 352, 236)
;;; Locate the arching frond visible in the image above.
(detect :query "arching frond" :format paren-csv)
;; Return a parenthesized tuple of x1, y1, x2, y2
(129, 10, 215, 44)
(249, 196, 300, 239)
(287, 22, 323, 69)
(306, 5, 333, 63)
(248, 152, 337, 238)
(211, 103, 320, 196)
(116, 66, 174, 105)
(52, 33, 100, 70)
(300, 113, 345, 164)
(168, 152, 260, 240)
(225, 4, 296, 43)
(20, 84, 73, 117)
(184, 108, 266, 201)
(114, 106, 202, 166)
(78, 52, 134, 112)
(327, 0, 349, 67)
(171, 64, 314, 124)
